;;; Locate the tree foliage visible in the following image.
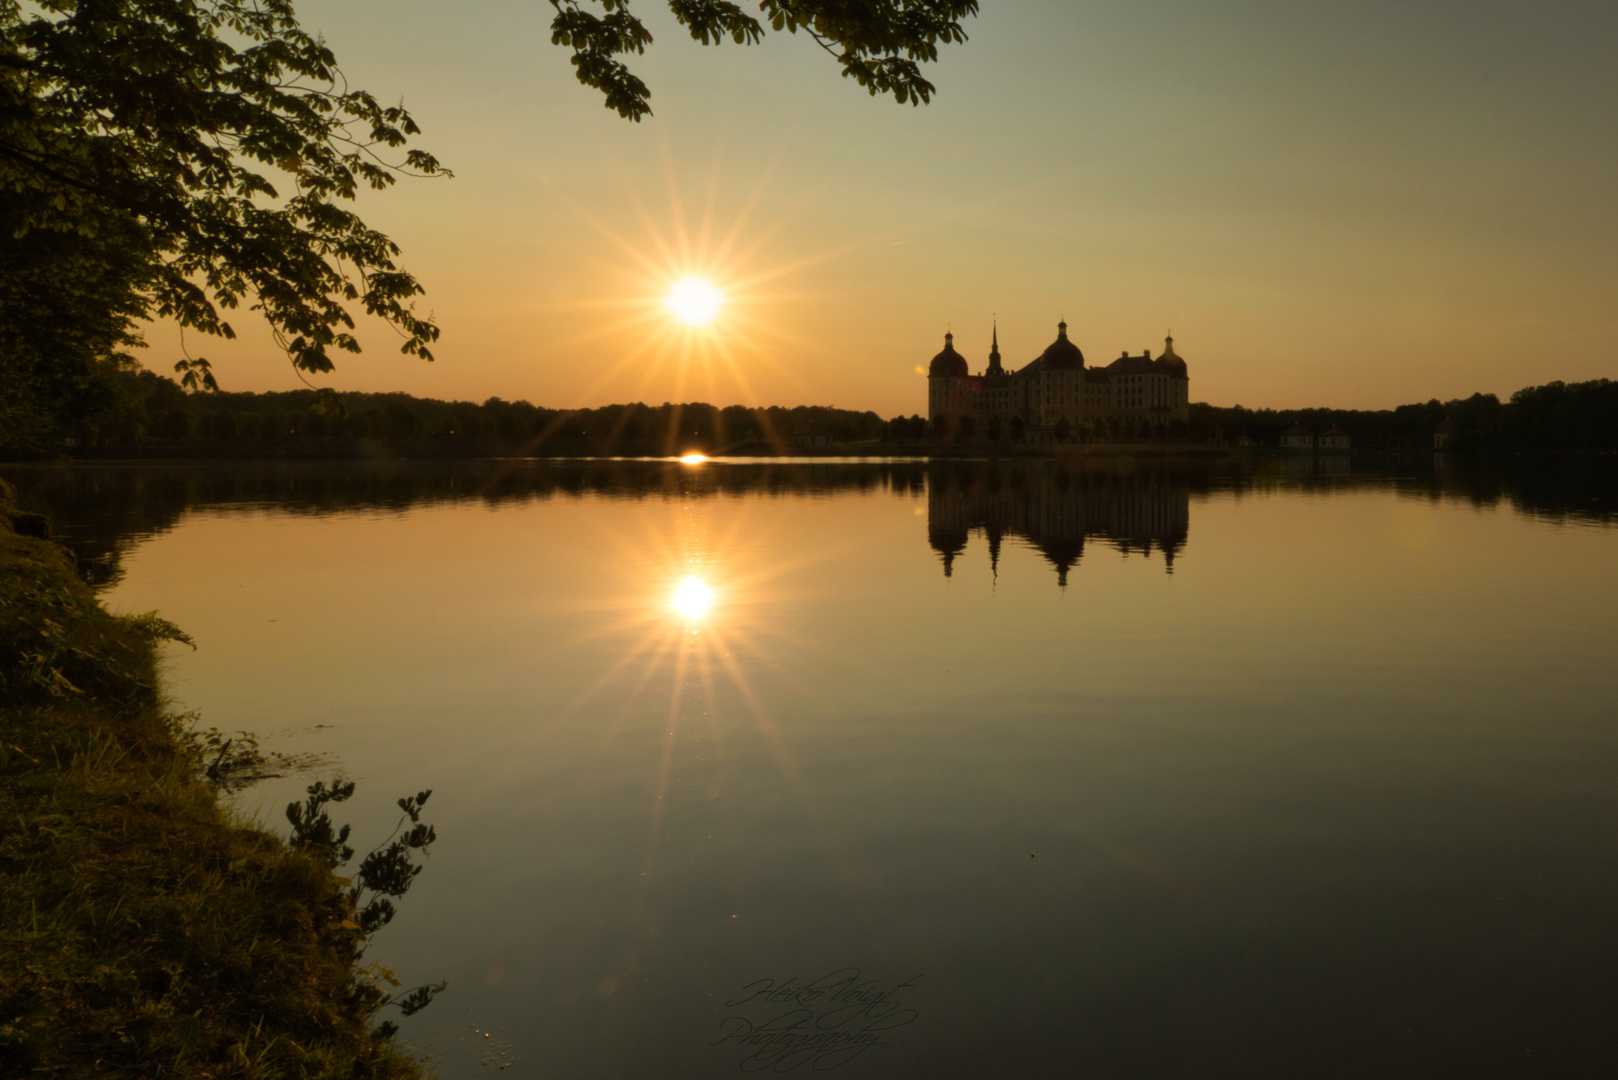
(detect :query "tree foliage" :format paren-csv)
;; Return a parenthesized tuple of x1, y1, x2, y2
(286, 779, 447, 1033)
(2, 0, 447, 364)
(0, 0, 447, 453)
(551, 0, 980, 120)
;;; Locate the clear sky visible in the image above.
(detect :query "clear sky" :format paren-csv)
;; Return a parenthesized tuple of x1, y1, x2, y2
(153, 0, 1618, 416)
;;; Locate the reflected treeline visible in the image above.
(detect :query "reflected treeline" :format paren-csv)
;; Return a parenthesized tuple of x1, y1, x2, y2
(1253, 452, 1618, 526)
(0, 459, 933, 589)
(929, 461, 1191, 584)
(3, 453, 1615, 592)
(1392, 453, 1618, 525)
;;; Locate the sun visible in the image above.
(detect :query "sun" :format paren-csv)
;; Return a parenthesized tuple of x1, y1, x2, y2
(665, 276, 724, 327)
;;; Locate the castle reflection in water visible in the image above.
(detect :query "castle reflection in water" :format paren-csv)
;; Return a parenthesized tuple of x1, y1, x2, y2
(928, 463, 1190, 585)
(11, 456, 1613, 598)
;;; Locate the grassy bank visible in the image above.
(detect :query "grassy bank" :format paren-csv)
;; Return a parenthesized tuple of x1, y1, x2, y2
(0, 479, 426, 1078)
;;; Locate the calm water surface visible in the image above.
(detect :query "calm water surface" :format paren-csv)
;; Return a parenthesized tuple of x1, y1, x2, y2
(8, 456, 1618, 1078)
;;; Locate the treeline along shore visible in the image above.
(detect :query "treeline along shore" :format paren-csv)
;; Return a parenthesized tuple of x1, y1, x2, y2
(7, 364, 887, 459)
(6, 361, 1616, 460)
(1189, 379, 1618, 451)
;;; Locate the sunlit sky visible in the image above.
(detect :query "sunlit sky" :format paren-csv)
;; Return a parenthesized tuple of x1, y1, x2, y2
(153, 0, 1617, 414)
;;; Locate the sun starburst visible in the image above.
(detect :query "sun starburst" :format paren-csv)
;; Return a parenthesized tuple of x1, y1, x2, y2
(665, 276, 723, 327)
(517, 146, 911, 456)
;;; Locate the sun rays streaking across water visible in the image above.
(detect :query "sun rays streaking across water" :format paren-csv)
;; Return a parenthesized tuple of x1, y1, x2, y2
(435, 465, 936, 977)
(539, 489, 840, 889)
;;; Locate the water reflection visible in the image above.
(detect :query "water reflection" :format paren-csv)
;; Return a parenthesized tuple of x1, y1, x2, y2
(928, 463, 1189, 583)
(670, 576, 714, 619)
(6, 453, 1618, 1077)
(4, 454, 1617, 593)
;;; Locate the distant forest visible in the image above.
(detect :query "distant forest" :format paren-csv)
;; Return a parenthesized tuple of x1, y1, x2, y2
(1186, 379, 1618, 451)
(29, 365, 886, 458)
(5, 362, 1615, 459)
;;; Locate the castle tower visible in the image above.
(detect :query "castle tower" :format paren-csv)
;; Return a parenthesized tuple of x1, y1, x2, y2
(927, 331, 969, 424)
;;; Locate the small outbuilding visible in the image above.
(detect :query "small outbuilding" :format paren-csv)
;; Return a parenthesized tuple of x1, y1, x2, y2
(1279, 425, 1314, 450)
(1318, 425, 1350, 450)
(1433, 419, 1454, 449)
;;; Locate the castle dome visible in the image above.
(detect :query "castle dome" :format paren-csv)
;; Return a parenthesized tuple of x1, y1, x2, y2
(1156, 334, 1187, 374)
(1038, 321, 1085, 370)
(929, 332, 969, 377)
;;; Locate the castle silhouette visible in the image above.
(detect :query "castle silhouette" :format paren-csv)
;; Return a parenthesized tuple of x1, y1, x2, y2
(928, 322, 1190, 442)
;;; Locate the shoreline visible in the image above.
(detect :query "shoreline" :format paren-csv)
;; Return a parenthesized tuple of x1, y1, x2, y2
(7, 444, 1617, 468)
(0, 479, 430, 1079)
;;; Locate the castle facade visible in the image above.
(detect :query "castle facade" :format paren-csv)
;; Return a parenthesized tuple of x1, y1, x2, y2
(927, 322, 1190, 441)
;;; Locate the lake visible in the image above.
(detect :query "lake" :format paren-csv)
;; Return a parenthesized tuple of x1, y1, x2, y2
(7, 454, 1618, 1078)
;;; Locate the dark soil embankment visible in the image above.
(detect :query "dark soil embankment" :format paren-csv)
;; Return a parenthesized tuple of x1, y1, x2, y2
(0, 479, 426, 1079)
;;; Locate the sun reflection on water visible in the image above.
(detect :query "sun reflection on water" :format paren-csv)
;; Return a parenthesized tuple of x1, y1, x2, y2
(432, 487, 892, 990)
(494, 494, 848, 964)
(670, 575, 714, 620)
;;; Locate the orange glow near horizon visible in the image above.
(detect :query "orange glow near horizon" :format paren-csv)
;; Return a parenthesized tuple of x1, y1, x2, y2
(518, 149, 917, 420)
(121, 5, 1618, 418)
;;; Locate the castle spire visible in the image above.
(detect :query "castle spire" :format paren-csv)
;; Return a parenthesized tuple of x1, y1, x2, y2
(987, 319, 1004, 375)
